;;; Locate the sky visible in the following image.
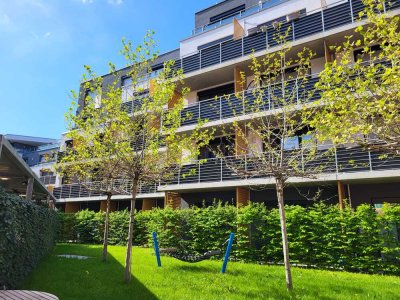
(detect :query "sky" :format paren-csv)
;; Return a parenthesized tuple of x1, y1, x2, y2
(0, 0, 217, 139)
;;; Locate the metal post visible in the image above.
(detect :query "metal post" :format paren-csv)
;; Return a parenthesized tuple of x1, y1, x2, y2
(349, 0, 354, 23)
(219, 96, 222, 120)
(368, 151, 373, 171)
(268, 85, 271, 110)
(292, 20, 295, 41)
(334, 147, 339, 173)
(198, 161, 201, 183)
(220, 42, 222, 64)
(221, 233, 235, 274)
(152, 232, 162, 267)
(198, 101, 201, 120)
(242, 90, 245, 114)
(321, 9, 325, 32)
(178, 167, 181, 185)
(199, 50, 202, 69)
(220, 158, 223, 181)
(241, 36, 244, 57)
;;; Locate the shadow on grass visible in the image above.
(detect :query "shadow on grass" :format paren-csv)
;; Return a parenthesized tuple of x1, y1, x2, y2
(22, 244, 158, 300)
(169, 261, 245, 276)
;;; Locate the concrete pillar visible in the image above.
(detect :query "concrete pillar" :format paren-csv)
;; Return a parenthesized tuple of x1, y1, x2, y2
(236, 186, 250, 207)
(26, 177, 34, 201)
(165, 192, 181, 209)
(65, 202, 80, 213)
(337, 181, 346, 210)
(100, 200, 117, 212)
(142, 199, 156, 211)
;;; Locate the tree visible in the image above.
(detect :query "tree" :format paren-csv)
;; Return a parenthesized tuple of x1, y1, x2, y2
(310, 0, 400, 155)
(57, 66, 125, 262)
(215, 27, 330, 290)
(59, 31, 211, 282)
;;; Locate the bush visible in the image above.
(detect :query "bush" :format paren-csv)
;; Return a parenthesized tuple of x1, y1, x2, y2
(0, 188, 59, 289)
(58, 202, 400, 275)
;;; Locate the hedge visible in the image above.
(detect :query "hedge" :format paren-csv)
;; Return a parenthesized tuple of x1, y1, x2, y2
(0, 188, 59, 289)
(58, 202, 400, 275)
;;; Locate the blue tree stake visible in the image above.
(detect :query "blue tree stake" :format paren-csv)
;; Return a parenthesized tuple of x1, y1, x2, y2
(221, 232, 235, 273)
(152, 232, 161, 267)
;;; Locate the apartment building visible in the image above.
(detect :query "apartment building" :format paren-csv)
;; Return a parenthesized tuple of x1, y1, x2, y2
(53, 0, 400, 213)
(5, 134, 61, 190)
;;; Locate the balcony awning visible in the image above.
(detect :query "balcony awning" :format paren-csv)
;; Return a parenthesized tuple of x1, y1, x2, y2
(0, 135, 55, 201)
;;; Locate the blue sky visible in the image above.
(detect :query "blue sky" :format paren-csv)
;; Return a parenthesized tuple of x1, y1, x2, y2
(0, 0, 216, 139)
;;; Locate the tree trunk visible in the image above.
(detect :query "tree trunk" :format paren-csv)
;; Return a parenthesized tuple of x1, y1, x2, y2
(102, 193, 112, 262)
(124, 178, 139, 283)
(275, 177, 293, 291)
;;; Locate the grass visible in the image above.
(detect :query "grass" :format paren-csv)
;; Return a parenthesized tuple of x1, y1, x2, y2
(21, 244, 400, 300)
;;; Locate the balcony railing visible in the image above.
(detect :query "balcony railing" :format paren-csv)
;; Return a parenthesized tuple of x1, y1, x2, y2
(179, 75, 319, 126)
(53, 146, 400, 200)
(164, 147, 400, 185)
(177, 0, 400, 76)
(53, 181, 159, 200)
(192, 0, 290, 35)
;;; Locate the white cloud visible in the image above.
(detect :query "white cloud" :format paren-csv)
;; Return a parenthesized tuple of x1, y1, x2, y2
(107, 0, 123, 5)
(81, 0, 94, 4)
(44, 31, 51, 38)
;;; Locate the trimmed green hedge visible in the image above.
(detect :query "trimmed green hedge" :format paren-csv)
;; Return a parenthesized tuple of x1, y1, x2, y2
(58, 202, 400, 274)
(0, 188, 59, 289)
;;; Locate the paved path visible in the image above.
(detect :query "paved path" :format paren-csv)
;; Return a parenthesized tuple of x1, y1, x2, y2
(0, 290, 58, 300)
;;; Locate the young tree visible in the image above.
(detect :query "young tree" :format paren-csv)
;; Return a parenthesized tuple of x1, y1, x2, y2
(60, 31, 211, 282)
(216, 28, 331, 290)
(57, 68, 126, 262)
(310, 0, 400, 155)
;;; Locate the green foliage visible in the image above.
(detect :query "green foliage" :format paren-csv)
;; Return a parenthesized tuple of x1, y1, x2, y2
(58, 203, 400, 274)
(0, 188, 59, 289)
(310, 0, 400, 153)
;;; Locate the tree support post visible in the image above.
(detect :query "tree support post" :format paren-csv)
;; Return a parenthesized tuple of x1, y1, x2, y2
(152, 232, 162, 267)
(221, 233, 235, 274)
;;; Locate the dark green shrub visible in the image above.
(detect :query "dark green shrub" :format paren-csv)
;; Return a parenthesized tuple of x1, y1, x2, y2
(57, 202, 400, 275)
(0, 188, 59, 289)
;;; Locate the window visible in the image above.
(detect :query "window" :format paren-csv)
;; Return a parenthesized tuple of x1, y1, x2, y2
(122, 76, 132, 87)
(198, 136, 235, 159)
(197, 83, 235, 101)
(353, 44, 383, 63)
(40, 170, 54, 177)
(85, 89, 101, 108)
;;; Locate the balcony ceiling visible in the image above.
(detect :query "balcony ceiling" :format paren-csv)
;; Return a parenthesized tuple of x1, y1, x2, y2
(0, 135, 55, 200)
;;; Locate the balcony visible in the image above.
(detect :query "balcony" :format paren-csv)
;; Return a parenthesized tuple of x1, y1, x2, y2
(179, 75, 320, 127)
(53, 146, 400, 200)
(192, 0, 290, 35)
(177, 0, 400, 76)
(53, 181, 159, 200)
(164, 147, 400, 185)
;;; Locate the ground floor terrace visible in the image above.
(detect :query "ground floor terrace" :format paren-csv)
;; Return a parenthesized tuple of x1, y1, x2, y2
(54, 180, 400, 213)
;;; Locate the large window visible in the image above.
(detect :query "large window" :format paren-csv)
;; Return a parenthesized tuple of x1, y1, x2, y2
(197, 83, 235, 102)
(198, 136, 235, 159)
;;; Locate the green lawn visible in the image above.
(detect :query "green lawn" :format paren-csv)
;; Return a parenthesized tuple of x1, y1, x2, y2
(21, 244, 400, 300)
